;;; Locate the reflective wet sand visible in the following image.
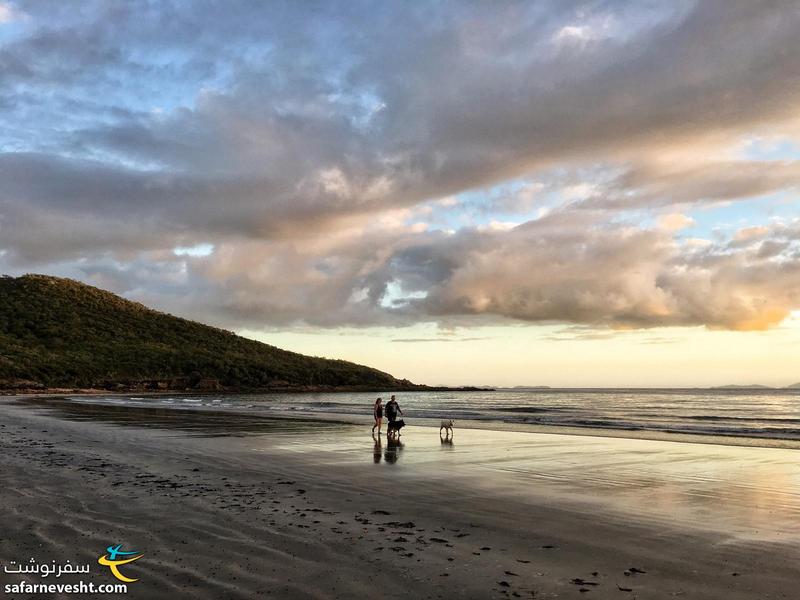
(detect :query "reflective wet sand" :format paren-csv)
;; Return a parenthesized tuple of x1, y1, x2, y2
(19, 395, 800, 544)
(254, 424, 800, 544)
(15, 395, 347, 436)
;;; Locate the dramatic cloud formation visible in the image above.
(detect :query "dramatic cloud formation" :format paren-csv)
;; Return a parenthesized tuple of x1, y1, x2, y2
(419, 215, 800, 331)
(2, 0, 800, 332)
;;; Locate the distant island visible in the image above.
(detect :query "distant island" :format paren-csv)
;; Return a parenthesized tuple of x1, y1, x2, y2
(710, 384, 800, 390)
(0, 274, 483, 394)
(710, 384, 775, 390)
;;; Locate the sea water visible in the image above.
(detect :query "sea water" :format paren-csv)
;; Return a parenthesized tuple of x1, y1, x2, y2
(63, 388, 800, 442)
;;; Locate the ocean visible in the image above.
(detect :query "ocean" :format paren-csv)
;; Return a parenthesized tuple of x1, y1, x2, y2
(63, 388, 800, 443)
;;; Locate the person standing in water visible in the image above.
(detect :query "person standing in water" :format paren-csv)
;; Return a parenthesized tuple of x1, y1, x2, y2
(372, 397, 384, 434)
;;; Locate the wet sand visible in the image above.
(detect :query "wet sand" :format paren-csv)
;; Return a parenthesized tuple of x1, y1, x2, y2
(2, 397, 799, 599)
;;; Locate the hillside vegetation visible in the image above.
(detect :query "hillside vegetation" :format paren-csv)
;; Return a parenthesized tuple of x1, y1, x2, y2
(0, 274, 412, 392)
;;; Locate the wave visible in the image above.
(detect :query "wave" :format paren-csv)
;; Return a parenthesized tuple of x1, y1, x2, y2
(487, 406, 567, 414)
(681, 415, 800, 424)
(501, 415, 800, 439)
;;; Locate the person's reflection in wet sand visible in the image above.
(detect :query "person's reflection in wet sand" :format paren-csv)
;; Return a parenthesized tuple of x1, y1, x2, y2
(440, 434, 454, 450)
(384, 436, 404, 464)
(372, 433, 382, 463)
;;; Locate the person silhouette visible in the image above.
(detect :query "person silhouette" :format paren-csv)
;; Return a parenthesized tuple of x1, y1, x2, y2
(385, 395, 403, 430)
(372, 397, 383, 434)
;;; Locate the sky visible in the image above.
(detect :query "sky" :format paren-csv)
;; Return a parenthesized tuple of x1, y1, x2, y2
(1, 1, 800, 387)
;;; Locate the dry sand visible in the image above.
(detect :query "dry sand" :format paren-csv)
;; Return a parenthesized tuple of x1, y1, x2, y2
(1, 396, 799, 599)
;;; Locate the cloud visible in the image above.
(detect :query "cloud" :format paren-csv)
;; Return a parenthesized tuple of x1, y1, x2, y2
(0, 1, 24, 23)
(658, 213, 695, 231)
(553, 25, 595, 44)
(15, 212, 794, 333)
(2, 1, 800, 332)
(734, 225, 770, 241)
(416, 215, 800, 331)
(584, 160, 800, 210)
(391, 337, 489, 343)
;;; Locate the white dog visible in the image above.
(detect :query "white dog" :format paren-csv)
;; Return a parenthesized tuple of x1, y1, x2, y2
(440, 419, 455, 436)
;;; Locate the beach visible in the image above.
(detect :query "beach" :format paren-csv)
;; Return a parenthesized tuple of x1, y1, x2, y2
(2, 396, 800, 599)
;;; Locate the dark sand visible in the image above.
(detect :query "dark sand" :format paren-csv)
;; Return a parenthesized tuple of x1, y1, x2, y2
(2, 396, 799, 599)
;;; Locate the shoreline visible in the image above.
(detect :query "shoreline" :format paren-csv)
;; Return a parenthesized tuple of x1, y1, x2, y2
(14, 393, 800, 451)
(0, 386, 493, 397)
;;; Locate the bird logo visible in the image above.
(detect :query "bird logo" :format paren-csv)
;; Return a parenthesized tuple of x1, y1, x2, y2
(97, 544, 143, 583)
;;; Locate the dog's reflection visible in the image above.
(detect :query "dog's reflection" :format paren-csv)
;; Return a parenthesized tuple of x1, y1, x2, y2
(384, 435, 404, 464)
(439, 433, 455, 450)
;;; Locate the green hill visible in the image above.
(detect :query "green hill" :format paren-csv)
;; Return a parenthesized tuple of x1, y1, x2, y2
(0, 274, 413, 392)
